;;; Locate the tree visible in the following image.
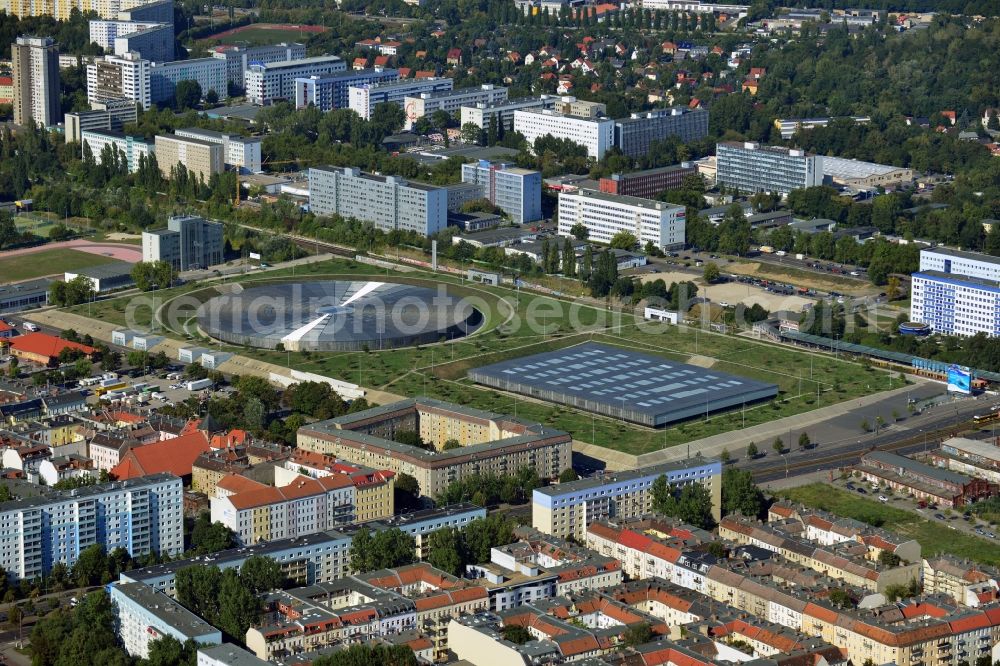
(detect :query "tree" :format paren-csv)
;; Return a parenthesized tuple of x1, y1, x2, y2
(651, 476, 715, 529)
(558, 468, 579, 482)
(772, 438, 784, 455)
(131, 261, 174, 291)
(350, 527, 415, 572)
(426, 528, 465, 576)
(217, 568, 259, 639)
(562, 237, 577, 278)
(175, 80, 202, 109)
(720, 448, 731, 464)
(798, 432, 811, 450)
(394, 472, 421, 512)
(878, 550, 902, 567)
(501, 624, 532, 644)
(569, 223, 589, 240)
(189, 512, 237, 554)
(72, 544, 108, 587)
(703, 261, 720, 283)
(746, 441, 758, 459)
(721, 468, 764, 518)
(49, 275, 95, 307)
(144, 636, 199, 666)
(609, 230, 638, 250)
(394, 430, 429, 449)
(205, 89, 219, 105)
(460, 122, 481, 145)
(442, 438, 461, 450)
(239, 555, 284, 594)
(313, 644, 417, 666)
(623, 622, 654, 646)
(828, 588, 855, 608)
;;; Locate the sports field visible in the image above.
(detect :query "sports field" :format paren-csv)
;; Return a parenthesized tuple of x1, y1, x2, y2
(64, 256, 888, 456)
(0, 248, 119, 281)
(198, 23, 327, 46)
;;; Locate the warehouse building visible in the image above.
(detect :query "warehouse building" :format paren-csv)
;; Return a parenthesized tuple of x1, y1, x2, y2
(469, 342, 778, 427)
(64, 260, 135, 292)
(822, 155, 913, 189)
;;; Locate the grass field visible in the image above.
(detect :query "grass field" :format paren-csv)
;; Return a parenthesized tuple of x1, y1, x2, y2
(64, 256, 889, 456)
(781, 483, 1000, 567)
(0, 248, 119, 282)
(197, 23, 327, 47)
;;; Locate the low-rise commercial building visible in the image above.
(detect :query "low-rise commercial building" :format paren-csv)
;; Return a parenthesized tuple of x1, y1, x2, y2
(822, 155, 913, 189)
(532, 458, 722, 541)
(64, 260, 136, 292)
(557, 188, 686, 250)
(853, 450, 998, 507)
(297, 397, 572, 498)
(929, 437, 1000, 484)
(110, 581, 222, 658)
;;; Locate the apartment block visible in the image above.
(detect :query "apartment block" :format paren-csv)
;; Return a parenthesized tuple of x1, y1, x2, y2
(274, 450, 395, 523)
(86, 51, 151, 108)
(532, 458, 722, 540)
(110, 582, 222, 658)
(63, 99, 138, 144)
(81, 129, 152, 172)
(1, 0, 171, 20)
(141, 214, 224, 270)
(244, 55, 346, 105)
(308, 166, 448, 236)
(12, 36, 60, 127)
(174, 127, 262, 173)
(513, 108, 614, 159)
(716, 141, 823, 195)
(460, 160, 542, 224)
(348, 76, 453, 120)
(0, 473, 183, 580)
(89, 19, 171, 61)
(557, 188, 686, 250)
(150, 57, 226, 104)
(402, 84, 507, 129)
(210, 42, 306, 86)
(154, 133, 224, 181)
(613, 107, 709, 158)
(294, 67, 399, 112)
(460, 95, 559, 133)
(599, 163, 698, 199)
(297, 397, 572, 498)
(121, 503, 487, 596)
(910, 247, 1000, 337)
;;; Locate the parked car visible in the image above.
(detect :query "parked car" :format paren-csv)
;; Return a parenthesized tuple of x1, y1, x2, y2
(934, 513, 946, 520)
(856, 488, 867, 494)
(878, 495, 888, 503)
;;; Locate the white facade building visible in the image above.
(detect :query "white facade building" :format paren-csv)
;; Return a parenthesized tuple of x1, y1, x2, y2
(12, 36, 60, 127)
(110, 582, 222, 658)
(716, 141, 823, 195)
(348, 77, 453, 121)
(460, 96, 559, 133)
(911, 247, 1000, 337)
(557, 188, 686, 250)
(0, 473, 183, 580)
(460, 160, 542, 224)
(149, 57, 226, 104)
(513, 108, 614, 159)
(174, 127, 262, 173)
(81, 129, 152, 172)
(86, 51, 151, 109)
(402, 84, 507, 129)
(244, 55, 345, 105)
(308, 166, 448, 236)
(210, 42, 306, 86)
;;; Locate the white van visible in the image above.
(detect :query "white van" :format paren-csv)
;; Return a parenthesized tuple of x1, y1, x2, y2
(23, 322, 40, 332)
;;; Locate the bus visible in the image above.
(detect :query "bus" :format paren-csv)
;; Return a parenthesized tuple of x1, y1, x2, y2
(95, 382, 127, 397)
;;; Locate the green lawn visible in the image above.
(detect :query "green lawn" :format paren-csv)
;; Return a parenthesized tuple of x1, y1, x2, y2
(197, 25, 326, 48)
(781, 483, 1000, 567)
(64, 256, 891, 456)
(0, 248, 119, 282)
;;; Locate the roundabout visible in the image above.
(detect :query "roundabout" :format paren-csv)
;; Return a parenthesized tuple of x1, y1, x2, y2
(196, 279, 484, 351)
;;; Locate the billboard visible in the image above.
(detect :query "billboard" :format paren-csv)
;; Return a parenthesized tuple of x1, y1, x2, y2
(947, 364, 972, 394)
(249, 252, 261, 261)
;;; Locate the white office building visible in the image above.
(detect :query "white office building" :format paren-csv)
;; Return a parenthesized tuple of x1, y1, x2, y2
(244, 55, 346, 105)
(89, 19, 171, 61)
(402, 84, 507, 129)
(911, 248, 1000, 337)
(210, 42, 306, 86)
(460, 96, 559, 133)
(558, 188, 686, 250)
(142, 214, 224, 270)
(110, 582, 222, 658)
(150, 57, 226, 104)
(460, 160, 542, 224)
(308, 166, 448, 236)
(716, 141, 823, 195)
(513, 108, 615, 159)
(86, 51, 151, 108)
(81, 129, 152, 172)
(174, 127, 262, 173)
(0, 473, 183, 580)
(348, 77, 453, 120)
